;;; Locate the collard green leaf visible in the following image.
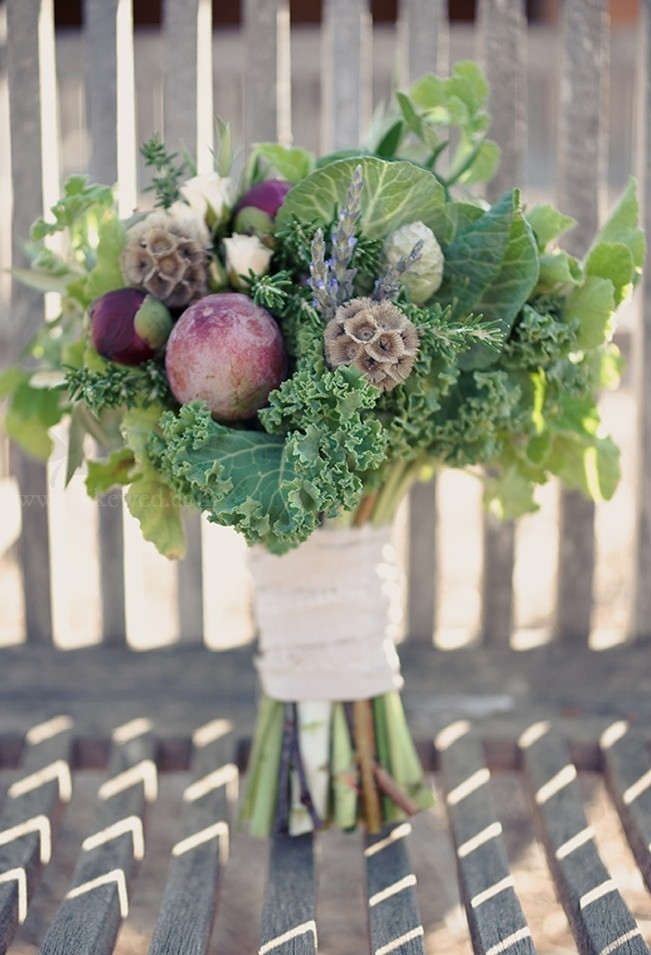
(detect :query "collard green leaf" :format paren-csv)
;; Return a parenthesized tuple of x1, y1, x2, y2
(275, 157, 447, 239)
(436, 189, 539, 367)
(251, 144, 316, 184)
(564, 274, 616, 349)
(84, 213, 126, 302)
(125, 473, 186, 559)
(85, 447, 135, 496)
(1, 376, 65, 459)
(525, 204, 577, 250)
(586, 241, 636, 307)
(10, 267, 75, 296)
(31, 176, 114, 240)
(589, 177, 645, 279)
(535, 249, 581, 294)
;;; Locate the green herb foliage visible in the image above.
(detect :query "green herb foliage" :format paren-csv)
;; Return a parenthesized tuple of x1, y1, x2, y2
(2, 64, 644, 557)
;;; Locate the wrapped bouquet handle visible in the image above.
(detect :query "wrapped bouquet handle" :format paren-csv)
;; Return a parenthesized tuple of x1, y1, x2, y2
(250, 524, 404, 702)
(242, 523, 434, 837)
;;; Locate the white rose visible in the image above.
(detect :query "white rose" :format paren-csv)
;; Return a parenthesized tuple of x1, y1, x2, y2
(384, 220, 444, 305)
(223, 234, 273, 289)
(179, 172, 235, 228)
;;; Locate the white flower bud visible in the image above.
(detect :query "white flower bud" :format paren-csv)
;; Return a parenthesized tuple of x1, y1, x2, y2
(223, 234, 273, 289)
(383, 220, 444, 305)
(178, 172, 235, 228)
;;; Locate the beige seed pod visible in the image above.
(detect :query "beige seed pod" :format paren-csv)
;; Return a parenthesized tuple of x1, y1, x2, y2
(120, 210, 212, 309)
(324, 297, 419, 391)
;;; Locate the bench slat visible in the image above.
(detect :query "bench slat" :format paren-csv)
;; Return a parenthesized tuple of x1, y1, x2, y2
(364, 823, 426, 955)
(601, 726, 651, 894)
(436, 727, 536, 955)
(0, 717, 74, 949)
(37, 720, 157, 955)
(147, 719, 237, 955)
(259, 833, 317, 954)
(520, 725, 648, 955)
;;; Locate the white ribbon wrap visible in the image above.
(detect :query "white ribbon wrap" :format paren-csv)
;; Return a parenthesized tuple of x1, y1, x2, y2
(248, 524, 405, 702)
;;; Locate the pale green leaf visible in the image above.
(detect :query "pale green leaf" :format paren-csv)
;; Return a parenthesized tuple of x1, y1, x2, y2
(564, 275, 616, 349)
(275, 157, 447, 239)
(251, 143, 316, 184)
(525, 204, 577, 250)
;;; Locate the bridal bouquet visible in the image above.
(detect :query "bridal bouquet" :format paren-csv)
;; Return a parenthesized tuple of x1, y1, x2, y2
(2, 63, 643, 835)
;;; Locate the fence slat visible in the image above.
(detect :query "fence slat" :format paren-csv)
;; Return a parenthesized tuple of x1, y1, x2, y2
(7, 0, 56, 645)
(399, 0, 448, 81)
(85, 0, 136, 647)
(163, 0, 213, 644)
(243, 0, 290, 149)
(633, 2, 651, 643)
(476, 0, 527, 645)
(553, 0, 608, 644)
(322, 0, 372, 152)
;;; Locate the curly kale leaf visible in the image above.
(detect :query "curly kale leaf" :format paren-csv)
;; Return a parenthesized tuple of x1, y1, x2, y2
(150, 375, 389, 553)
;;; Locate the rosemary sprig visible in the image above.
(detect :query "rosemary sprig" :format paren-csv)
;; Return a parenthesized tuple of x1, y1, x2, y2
(65, 360, 172, 415)
(140, 134, 189, 209)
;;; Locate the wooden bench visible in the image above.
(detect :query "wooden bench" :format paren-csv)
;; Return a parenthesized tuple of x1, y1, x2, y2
(1, 0, 650, 952)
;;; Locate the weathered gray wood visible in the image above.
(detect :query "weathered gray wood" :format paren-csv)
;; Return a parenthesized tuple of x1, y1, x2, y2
(259, 833, 317, 954)
(85, 0, 129, 646)
(407, 479, 436, 642)
(520, 724, 648, 955)
(601, 725, 651, 893)
(364, 822, 425, 954)
(38, 720, 157, 955)
(553, 0, 608, 644)
(632, 1, 651, 643)
(6, 0, 55, 644)
(476, 0, 527, 646)
(322, 0, 372, 152)
(85, 0, 119, 185)
(243, 0, 290, 149)
(398, 0, 448, 81)
(163, 0, 211, 644)
(0, 717, 74, 952)
(147, 719, 236, 955)
(437, 728, 535, 955)
(163, 0, 212, 163)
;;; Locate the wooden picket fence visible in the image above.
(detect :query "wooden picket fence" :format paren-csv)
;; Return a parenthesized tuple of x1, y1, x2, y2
(1, 4, 650, 955)
(0, 0, 649, 652)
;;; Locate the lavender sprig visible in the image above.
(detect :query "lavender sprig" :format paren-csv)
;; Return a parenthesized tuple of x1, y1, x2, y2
(372, 238, 424, 301)
(308, 227, 338, 320)
(330, 164, 364, 303)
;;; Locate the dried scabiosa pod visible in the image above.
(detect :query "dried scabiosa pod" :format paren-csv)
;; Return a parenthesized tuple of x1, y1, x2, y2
(120, 210, 212, 309)
(324, 297, 419, 391)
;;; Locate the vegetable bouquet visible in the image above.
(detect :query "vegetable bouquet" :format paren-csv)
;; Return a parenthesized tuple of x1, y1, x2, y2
(2, 62, 644, 835)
